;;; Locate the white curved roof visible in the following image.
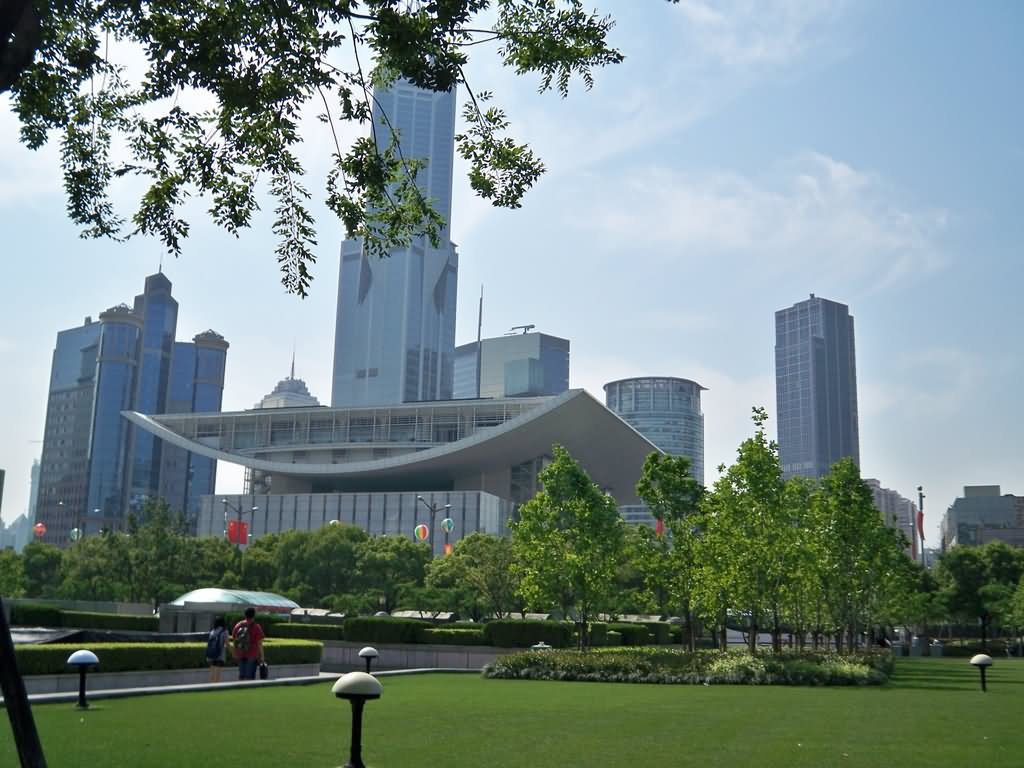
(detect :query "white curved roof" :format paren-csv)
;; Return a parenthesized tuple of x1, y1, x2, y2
(124, 390, 660, 503)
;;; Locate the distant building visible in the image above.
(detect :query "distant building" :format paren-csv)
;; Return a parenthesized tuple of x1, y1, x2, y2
(126, 390, 658, 556)
(27, 459, 40, 524)
(453, 332, 570, 400)
(35, 274, 228, 544)
(865, 479, 919, 558)
(603, 377, 705, 485)
(332, 79, 458, 407)
(255, 360, 322, 410)
(775, 294, 859, 479)
(245, 362, 323, 494)
(940, 485, 1024, 551)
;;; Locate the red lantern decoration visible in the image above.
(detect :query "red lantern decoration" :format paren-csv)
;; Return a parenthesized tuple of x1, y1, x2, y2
(33, 522, 47, 538)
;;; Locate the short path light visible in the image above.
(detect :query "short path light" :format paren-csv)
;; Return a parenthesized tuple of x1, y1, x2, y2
(531, 641, 552, 651)
(358, 646, 379, 673)
(970, 654, 993, 692)
(66, 649, 99, 709)
(333, 672, 383, 768)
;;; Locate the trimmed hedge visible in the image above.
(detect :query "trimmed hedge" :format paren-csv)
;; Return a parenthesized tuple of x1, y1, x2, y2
(588, 622, 608, 647)
(13, 640, 322, 676)
(421, 628, 488, 646)
(10, 604, 158, 632)
(484, 648, 894, 686)
(606, 631, 622, 646)
(642, 622, 670, 645)
(608, 623, 650, 646)
(483, 620, 572, 649)
(269, 623, 345, 641)
(343, 617, 429, 644)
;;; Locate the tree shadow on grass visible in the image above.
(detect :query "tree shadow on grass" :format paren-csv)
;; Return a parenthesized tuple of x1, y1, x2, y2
(888, 663, 1022, 691)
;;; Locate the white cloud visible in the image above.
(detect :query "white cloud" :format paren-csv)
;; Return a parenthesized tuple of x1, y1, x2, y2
(675, 0, 846, 69)
(586, 151, 949, 294)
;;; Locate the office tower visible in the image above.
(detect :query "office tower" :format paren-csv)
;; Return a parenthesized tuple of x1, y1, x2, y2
(254, 358, 321, 409)
(36, 275, 228, 544)
(453, 331, 571, 400)
(604, 377, 706, 485)
(940, 485, 1024, 551)
(865, 479, 918, 558)
(332, 80, 458, 407)
(775, 294, 859, 479)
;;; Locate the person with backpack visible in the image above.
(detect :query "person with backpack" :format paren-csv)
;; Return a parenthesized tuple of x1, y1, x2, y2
(205, 616, 228, 682)
(231, 607, 266, 680)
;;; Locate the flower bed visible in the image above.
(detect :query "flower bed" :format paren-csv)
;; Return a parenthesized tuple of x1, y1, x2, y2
(483, 647, 893, 686)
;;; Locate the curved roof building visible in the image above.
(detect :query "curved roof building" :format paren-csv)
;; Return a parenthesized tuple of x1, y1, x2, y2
(125, 390, 659, 554)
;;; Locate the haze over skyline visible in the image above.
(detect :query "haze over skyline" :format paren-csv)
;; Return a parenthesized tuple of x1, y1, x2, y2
(1, 0, 1021, 544)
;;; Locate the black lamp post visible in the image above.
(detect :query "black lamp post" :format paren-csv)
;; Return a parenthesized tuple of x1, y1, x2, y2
(333, 672, 383, 768)
(416, 496, 450, 556)
(358, 646, 379, 673)
(66, 650, 99, 709)
(917, 485, 925, 562)
(970, 653, 992, 692)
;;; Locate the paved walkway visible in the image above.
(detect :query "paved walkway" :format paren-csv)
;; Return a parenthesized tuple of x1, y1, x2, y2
(3, 668, 479, 707)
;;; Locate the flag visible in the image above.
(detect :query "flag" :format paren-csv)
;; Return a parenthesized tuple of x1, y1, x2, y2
(444, 543, 453, 556)
(655, 518, 665, 537)
(917, 510, 925, 542)
(227, 519, 249, 544)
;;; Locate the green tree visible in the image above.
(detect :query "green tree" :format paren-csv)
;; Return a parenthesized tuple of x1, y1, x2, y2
(0, 549, 26, 597)
(938, 541, 1024, 649)
(426, 532, 521, 620)
(358, 535, 430, 613)
(20, 541, 63, 598)
(697, 408, 794, 653)
(512, 444, 624, 648)
(0, 0, 677, 295)
(125, 498, 191, 607)
(58, 533, 133, 600)
(634, 452, 702, 649)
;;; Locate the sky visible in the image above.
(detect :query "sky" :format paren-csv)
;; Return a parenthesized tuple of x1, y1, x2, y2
(0, 0, 1021, 545)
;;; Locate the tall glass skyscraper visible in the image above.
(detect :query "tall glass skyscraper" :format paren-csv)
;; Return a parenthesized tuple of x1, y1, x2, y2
(775, 294, 859, 479)
(332, 80, 459, 407)
(36, 275, 228, 544)
(453, 332, 570, 400)
(604, 377, 706, 485)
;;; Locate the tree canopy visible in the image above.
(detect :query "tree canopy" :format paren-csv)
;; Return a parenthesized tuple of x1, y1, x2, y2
(1, 0, 677, 295)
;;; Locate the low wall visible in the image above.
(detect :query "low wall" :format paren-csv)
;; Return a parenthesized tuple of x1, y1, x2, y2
(322, 641, 516, 672)
(22, 663, 320, 695)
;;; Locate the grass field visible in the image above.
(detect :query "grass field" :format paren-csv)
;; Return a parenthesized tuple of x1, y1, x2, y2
(2, 658, 1022, 767)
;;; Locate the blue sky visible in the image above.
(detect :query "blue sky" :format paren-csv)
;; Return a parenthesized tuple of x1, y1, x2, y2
(1, 0, 1021, 544)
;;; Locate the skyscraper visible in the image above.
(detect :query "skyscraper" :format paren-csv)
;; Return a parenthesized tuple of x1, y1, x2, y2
(332, 80, 459, 407)
(775, 294, 859, 479)
(36, 275, 228, 544)
(453, 331, 570, 400)
(604, 377, 706, 485)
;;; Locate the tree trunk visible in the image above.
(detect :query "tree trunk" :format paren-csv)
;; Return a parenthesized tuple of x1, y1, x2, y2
(684, 600, 696, 653)
(719, 608, 727, 650)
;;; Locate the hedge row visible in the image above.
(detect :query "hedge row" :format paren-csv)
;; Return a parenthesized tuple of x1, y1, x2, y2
(421, 628, 488, 646)
(484, 648, 894, 686)
(343, 617, 429, 644)
(483, 620, 573, 648)
(268, 623, 345, 641)
(11, 604, 158, 632)
(14, 640, 323, 676)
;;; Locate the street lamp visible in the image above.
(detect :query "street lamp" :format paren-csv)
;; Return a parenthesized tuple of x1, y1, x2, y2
(333, 672, 383, 768)
(416, 496, 451, 556)
(917, 486, 925, 563)
(358, 646, 379, 673)
(222, 498, 259, 550)
(66, 649, 99, 709)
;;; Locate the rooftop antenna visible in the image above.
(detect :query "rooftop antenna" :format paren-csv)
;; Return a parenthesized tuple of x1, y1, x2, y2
(476, 285, 483, 398)
(290, 340, 296, 380)
(508, 324, 535, 335)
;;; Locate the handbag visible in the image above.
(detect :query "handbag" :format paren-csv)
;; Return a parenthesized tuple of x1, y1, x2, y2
(258, 662, 269, 680)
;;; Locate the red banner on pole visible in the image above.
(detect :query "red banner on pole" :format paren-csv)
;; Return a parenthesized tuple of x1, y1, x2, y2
(655, 518, 665, 537)
(917, 510, 925, 542)
(227, 520, 249, 544)
(444, 543, 453, 556)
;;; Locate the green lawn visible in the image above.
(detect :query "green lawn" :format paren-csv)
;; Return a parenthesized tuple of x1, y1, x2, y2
(2, 658, 1022, 767)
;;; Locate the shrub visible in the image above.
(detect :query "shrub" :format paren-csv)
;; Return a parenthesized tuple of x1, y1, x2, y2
(608, 623, 649, 646)
(483, 647, 892, 686)
(642, 622, 670, 645)
(10, 603, 64, 627)
(268, 623, 345, 641)
(14, 640, 322, 676)
(482, 620, 573, 648)
(61, 611, 159, 632)
(421, 628, 488, 646)
(343, 617, 429, 644)
(606, 631, 622, 646)
(588, 622, 608, 647)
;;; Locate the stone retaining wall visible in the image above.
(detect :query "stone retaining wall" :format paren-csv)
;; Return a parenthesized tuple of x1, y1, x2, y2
(321, 641, 515, 672)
